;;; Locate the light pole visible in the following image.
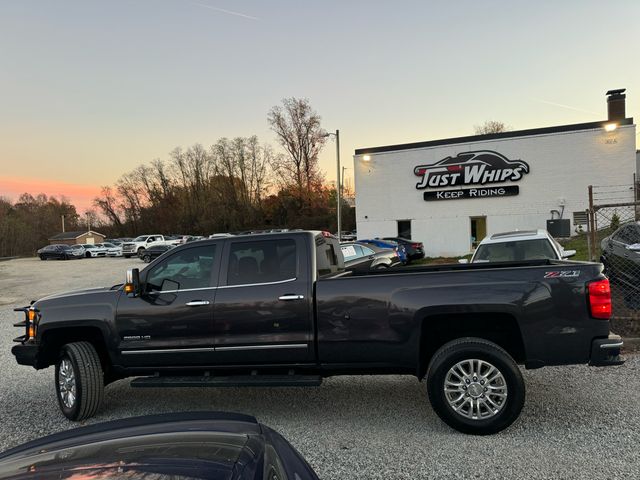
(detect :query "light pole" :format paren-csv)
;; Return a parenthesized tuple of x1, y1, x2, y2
(324, 130, 341, 241)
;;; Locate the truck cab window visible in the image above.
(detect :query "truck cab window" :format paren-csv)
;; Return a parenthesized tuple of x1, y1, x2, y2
(227, 239, 296, 286)
(146, 245, 216, 292)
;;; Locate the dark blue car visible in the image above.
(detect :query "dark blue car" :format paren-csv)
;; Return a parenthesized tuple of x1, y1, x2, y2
(358, 239, 409, 263)
(0, 411, 319, 480)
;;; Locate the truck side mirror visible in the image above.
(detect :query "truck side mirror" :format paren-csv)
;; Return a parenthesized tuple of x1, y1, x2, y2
(124, 268, 141, 297)
(562, 249, 577, 258)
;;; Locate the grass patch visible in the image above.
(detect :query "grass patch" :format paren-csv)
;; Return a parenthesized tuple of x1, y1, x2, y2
(557, 234, 590, 261)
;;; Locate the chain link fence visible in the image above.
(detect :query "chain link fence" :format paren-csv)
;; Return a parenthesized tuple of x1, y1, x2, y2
(587, 182, 640, 333)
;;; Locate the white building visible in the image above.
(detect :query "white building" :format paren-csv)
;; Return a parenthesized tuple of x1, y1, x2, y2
(354, 90, 637, 257)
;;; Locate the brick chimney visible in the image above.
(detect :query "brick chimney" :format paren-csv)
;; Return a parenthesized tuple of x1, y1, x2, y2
(606, 89, 626, 121)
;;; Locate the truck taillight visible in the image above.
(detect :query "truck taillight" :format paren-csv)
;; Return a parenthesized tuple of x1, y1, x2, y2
(588, 279, 611, 319)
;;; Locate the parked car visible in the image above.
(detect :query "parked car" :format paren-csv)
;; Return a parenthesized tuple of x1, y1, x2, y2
(341, 242, 400, 272)
(359, 238, 409, 263)
(139, 244, 175, 262)
(460, 229, 576, 263)
(12, 231, 623, 435)
(0, 412, 319, 480)
(337, 230, 357, 241)
(80, 243, 108, 258)
(382, 236, 425, 260)
(36, 244, 83, 260)
(69, 244, 86, 256)
(105, 238, 124, 246)
(121, 234, 178, 258)
(95, 242, 122, 257)
(600, 221, 640, 289)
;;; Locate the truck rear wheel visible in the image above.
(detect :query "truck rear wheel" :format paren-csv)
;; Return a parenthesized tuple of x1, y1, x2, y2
(55, 341, 105, 421)
(426, 337, 525, 435)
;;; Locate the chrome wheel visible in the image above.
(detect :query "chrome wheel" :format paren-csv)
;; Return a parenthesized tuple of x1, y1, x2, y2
(444, 359, 508, 420)
(58, 358, 77, 409)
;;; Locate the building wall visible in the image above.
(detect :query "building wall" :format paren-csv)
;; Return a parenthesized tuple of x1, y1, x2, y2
(49, 232, 105, 246)
(355, 124, 637, 257)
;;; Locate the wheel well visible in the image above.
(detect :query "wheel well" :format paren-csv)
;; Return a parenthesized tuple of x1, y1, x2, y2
(39, 327, 110, 372)
(417, 313, 525, 378)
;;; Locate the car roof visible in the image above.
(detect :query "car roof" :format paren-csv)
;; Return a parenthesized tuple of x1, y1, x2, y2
(479, 229, 551, 245)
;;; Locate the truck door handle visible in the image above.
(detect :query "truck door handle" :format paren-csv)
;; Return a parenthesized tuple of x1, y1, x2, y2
(278, 294, 305, 301)
(185, 300, 210, 306)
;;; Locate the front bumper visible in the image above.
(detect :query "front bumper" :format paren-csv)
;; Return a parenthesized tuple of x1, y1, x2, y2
(11, 341, 39, 368)
(589, 334, 625, 367)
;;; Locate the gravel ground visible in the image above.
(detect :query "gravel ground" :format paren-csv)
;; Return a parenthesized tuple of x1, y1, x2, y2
(1, 257, 639, 479)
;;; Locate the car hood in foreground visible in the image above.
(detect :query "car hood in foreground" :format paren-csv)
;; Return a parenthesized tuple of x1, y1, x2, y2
(0, 412, 319, 480)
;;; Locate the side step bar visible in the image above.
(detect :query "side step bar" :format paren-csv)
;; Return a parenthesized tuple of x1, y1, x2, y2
(130, 374, 323, 388)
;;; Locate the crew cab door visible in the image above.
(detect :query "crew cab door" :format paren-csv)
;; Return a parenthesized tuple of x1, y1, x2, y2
(115, 243, 221, 366)
(213, 236, 314, 364)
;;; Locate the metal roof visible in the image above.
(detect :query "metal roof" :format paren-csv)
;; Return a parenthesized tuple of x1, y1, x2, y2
(48, 230, 105, 240)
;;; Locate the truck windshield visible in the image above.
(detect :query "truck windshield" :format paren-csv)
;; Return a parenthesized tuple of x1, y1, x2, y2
(473, 239, 557, 262)
(133, 236, 147, 242)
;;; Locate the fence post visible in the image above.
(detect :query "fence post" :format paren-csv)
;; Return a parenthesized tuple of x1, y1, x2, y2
(588, 185, 597, 261)
(585, 209, 592, 261)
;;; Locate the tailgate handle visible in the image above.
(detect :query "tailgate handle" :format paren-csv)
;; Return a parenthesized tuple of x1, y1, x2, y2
(278, 294, 305, 301)
(186, 300, 210, 306)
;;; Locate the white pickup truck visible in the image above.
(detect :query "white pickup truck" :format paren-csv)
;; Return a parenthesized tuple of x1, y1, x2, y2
(460, 229, 576, 263)
(121, 235, 180, 258)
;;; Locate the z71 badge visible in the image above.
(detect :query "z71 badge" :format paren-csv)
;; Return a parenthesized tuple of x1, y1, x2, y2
(544, 271, 581, 279)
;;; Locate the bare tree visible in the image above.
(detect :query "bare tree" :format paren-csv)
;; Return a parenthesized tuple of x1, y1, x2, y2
(93, 186, 123, 231)
(474, 120, 511, 135)
(267, 98, 327, 199)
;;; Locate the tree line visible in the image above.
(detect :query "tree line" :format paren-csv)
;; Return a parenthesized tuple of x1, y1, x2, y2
(0, 194, 81, 257)
(93, 98, 354, 238)
(0, 98, 355, 256)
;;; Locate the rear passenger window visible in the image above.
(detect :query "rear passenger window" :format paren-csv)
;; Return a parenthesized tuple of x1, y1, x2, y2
(227, 239, 297, 286)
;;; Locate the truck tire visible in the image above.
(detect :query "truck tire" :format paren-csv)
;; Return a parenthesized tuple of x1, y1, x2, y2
(142, 254, 151, 263)
(426, 337, 525, 435)
(55, 341, 105, 421)
(137, 247, 145, 258)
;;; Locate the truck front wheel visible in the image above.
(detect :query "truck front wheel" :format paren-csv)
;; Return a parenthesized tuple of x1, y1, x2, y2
(55, 341, 105, 421)
(426, 337, 525, 435)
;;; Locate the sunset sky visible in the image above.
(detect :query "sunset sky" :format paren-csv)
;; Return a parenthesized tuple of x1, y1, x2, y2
(1, 0, 638, 212)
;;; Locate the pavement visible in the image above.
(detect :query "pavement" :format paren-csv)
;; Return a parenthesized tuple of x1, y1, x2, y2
(1, 257, 639, 479)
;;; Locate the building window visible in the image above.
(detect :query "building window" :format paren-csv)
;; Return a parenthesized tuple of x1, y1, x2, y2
(397, 220, 412, 240)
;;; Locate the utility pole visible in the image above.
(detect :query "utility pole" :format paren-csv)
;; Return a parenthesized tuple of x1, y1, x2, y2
(323, 129, 342, 241)
(335, 129, 341, 242)
(61, 215, 65, 233)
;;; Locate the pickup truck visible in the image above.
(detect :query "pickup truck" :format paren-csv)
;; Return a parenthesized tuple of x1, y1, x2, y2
(12, 231, 624, 435)
(121, 234, 179, 258)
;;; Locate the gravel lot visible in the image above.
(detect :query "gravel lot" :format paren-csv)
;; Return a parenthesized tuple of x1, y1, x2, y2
(1, 257, 639, 479)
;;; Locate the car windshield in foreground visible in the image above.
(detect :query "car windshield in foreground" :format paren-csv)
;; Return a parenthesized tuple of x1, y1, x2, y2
(1, 432, 248, 480)
(473, 239, 556, 262)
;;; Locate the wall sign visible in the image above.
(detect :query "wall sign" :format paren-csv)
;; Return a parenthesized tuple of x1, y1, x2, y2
(423, 185, 520, 201)
(414, 151, 530, 195)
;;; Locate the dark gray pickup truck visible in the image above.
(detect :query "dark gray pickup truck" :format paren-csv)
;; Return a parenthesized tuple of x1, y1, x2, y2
(12, 231, 623, 434)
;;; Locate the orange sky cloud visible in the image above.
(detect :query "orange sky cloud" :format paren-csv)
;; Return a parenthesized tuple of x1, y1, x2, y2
(0, 176, 102, 213)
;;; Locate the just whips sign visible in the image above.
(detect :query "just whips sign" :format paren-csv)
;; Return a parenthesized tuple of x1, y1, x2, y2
(413, 150, 530, 201)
